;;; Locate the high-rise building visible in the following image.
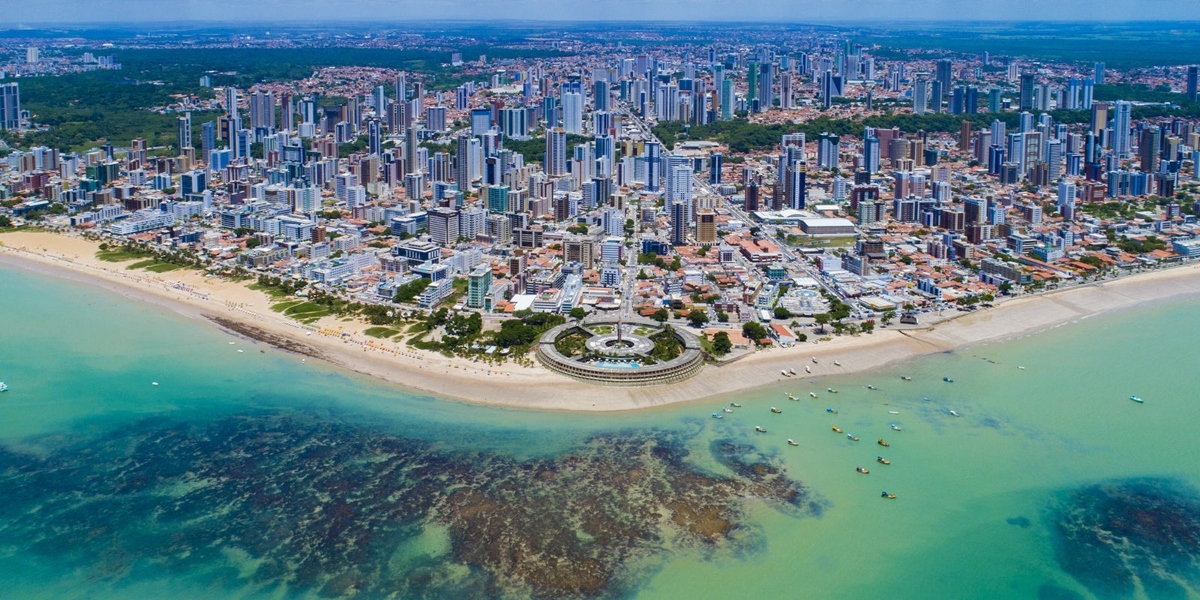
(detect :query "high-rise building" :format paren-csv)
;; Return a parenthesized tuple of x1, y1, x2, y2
(1113, 101, 1133, 158)
(545, 128, 567, 176)
(670, 200, 688, 246)
(935, 59, 953, 95)
(249, 90, 275, 130)
(1019, 73, 1036, 112)
(1094, 62, 1106, 84)
(177, 112, 192, 153)
(1188, 65, 1199, 102)
(913, 74, 929, 115)
(863, 136, 880, 173)
(467, 264, 492, 309)
(1139, 127, 1161, 173)
(561, 92, 583, 134)
(696, 210, 717, 245)
(0, 82, 21, 130)
(720, 79, 733, 121)
(25, 47, 38, 64)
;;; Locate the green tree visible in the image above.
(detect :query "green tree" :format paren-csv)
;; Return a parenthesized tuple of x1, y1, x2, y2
(773, 306, 792, 319)
(651, 308, 670, 322)
(687, 310, 710, 328)
(393, 278, 431, 303)
(742, 321, 768, 343)
(569, 306, 586, 320)
(712, 331, 733, 356)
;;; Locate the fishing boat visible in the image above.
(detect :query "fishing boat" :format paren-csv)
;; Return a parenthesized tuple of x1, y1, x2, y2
(755, 426, 767, 433)
(787, 393, 797, 400)
(834, 361, 842, 366)
(0, 382, 8, 392)
(805, 365, 811, 373)
(781, 370, 789, 376)
(787, 439, 799, 447)
(877, 439, 890, 447)
(856, 466, 870, 474)
(826, 407, 838, 414)
(809, 392, 818, 398)
(866, 385, 877, 390)
(949, 410, 961, 417)
(831, 426, 843, 433)
(943, 377, 954, 383)
(901, 376, 913, 381)
(890, 423, 902, 431)
(1130, 395, 1144, 403)
(812, 357, 818, 364)
(827, 388, 838, 393)
(722, 407, 733, 413)
(789, 368, 797, 375)
(847, 434, 860, 441)
(730, 402, 741, 407)
(877, 457, 890, 465)
(881, 491, 897, 499)
(771, 407, 782, 414)
(711, 412, 724, 419)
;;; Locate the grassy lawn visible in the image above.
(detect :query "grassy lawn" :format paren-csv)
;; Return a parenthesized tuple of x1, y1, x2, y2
(271, 300, 305, 313)
(278, 301, 332, 324)
(633, 327, 655, 335)
(125, 259, 184, 273)
(96, 248, 153, 262)
(248, 282, 290, 300)
(590, 325, 614, 334)
(364, 327, 401, 339)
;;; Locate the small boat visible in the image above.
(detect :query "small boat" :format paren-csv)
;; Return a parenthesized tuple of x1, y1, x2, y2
(901, 376, 913, 381)
(1130, 395, 1144, 403)
(856, 466, 870, 474)
(847, 434, 860, 441)
(826, 407, 838, 414)
(881, 491, 897, 499)
(1018, 366, 1026, 370)
(923, 397, 931, 401)
(723, 407, 733, 413)
(888, 410, 899, 415)
(711, 412, 724, 419)
(877, 456, 890, 465)
(890, 423, 902, 431)
(0, 382, 8, 392)
(943, 377, 954, 383)
(151, 382, 159, 386)
(771, 407, 782, 414)
(787, 393, 797, 401)
(237, 349, 244, 353)
(878, 439, 890, 447)
(781, 370, 789, 376)
(866, 385, 877, 390)
(730, 402, 741, 407)
(949, 410, 961, 417)
(832, 426, 843, 433)
(787, 439, 799, 446)
(229, 342, 236, 345)
(828, 388, 838, 393)
(755, 426, 767, 433)
(834, 361, 842, 366)
(812, 357, 818, 364)
(809, 392, 818, 398)
(805, 365, 812, 373)
(789, 368, 797, 375)
(260, 350, 265, 354)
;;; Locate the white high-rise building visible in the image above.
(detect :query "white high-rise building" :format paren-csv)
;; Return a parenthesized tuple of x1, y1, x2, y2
(1112, 101, 1132, 158)
(561, 92, 583, 134)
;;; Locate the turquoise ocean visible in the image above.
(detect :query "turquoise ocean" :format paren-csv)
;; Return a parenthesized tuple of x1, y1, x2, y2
(2, 262, 1200, 600)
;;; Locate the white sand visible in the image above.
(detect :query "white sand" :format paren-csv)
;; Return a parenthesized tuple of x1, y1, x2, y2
(5, 230, 1200, 412)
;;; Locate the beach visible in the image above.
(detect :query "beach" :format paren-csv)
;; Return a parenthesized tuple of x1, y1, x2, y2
(4, 229, 1200, 412)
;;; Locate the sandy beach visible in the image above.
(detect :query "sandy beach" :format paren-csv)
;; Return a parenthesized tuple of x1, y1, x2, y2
(4, 229, 1200, 412)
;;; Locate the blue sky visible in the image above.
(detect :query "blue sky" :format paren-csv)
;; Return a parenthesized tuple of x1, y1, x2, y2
(7, 0, 1200, 24)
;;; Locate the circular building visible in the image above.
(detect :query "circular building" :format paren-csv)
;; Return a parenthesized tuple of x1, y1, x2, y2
(536, 318, 705, 386)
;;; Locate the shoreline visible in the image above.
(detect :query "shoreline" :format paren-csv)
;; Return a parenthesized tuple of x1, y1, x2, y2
(4, 230, 1200, 412)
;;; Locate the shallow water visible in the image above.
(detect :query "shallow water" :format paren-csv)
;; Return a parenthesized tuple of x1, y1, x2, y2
(2, 264, 1200, 599)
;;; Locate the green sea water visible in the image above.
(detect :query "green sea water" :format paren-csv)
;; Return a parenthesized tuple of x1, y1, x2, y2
(3, 262, 1200, 600)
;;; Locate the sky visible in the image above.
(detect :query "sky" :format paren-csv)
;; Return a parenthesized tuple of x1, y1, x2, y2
(6, 0, 1200, 25)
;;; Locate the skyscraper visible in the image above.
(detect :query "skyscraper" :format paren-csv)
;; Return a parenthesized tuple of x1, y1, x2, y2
(561, 92, 583, 134)
(720, 79, 733, 121)
(1019, 73, 1035, 112)
(912, 74, 929, 115)
(1113, 101, 1133, 158)
(249, 90, 275, 130)
(1139, 127, 1161, 173)
(1094, 62, 1106, 85)
(177, 112, 192, 153)
(545, 128, 567, 176)
(670, 200, 688, 246)
(0, 82, 20, 131)
(935, 59, 953, 95)
(1188, 65, 1199, 102)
